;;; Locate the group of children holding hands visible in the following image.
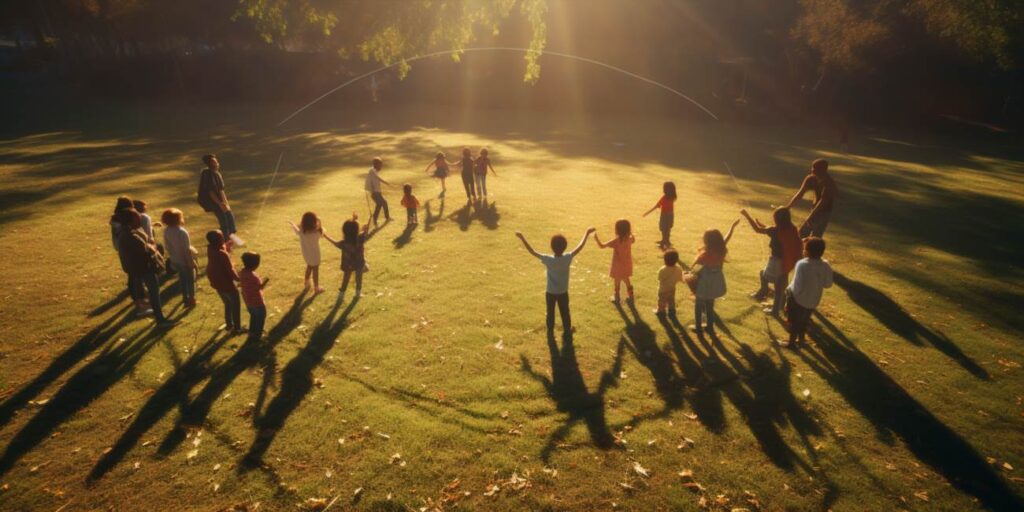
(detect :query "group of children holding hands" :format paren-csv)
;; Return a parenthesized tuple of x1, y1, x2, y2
(111, 151, 833, 351)
(518, 159, 835, 349)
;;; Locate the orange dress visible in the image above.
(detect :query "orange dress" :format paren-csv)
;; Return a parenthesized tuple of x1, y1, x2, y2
(607, 236, 634, 279)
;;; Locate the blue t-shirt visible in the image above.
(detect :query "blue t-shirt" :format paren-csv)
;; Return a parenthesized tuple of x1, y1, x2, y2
(539, 253, 574, 294)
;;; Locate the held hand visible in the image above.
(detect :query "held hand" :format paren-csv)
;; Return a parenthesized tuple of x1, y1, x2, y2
(515, 231, 525, 239)
(740, 208, 748, 216)
(732, 218, 742, 227)
(586, 227, 596, 234)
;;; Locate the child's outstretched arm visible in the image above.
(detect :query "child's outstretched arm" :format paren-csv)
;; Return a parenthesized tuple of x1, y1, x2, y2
(723, 218, 741, 245)
(593, 232, 608, 248)
(642, 202, 660, 217)
(488, 162, 497, 176)
(515, 232, 541, 258)
(739, 209, 768, 234)
(322, 233, 338, 245)
(570, 227, 597, 256)
(423, 161, 434, 174)
(288, 221, 301, 234)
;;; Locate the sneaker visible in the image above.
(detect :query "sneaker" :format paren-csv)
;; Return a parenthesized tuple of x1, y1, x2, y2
(136, 308, 154, 317)
(229, 233, 246, 247)
(762, 307, 778, 315)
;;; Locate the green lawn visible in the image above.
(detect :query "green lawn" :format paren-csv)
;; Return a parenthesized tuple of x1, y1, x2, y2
(0, 102, 1022, 511)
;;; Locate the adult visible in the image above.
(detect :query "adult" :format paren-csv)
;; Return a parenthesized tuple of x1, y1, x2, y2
(198, 154, 244, 246)
(118, 209, 173, 325)
(785, 158, 838, 238)
(364, 157, 392, 226)
(110, 196, 144, 309)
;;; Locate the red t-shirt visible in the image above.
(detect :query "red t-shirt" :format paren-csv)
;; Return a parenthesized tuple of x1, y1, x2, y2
(206, 245, 238, 293)
(696, 249, 725, 268)
(778, 224, 802, 274)
(239, 269, 265, 307)
(656, 195, 675, 213)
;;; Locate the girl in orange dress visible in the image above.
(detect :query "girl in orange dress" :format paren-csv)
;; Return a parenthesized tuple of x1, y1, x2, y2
(595, 219, 635, 305)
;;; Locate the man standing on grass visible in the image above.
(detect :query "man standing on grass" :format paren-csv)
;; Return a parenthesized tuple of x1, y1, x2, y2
(785, 158, 838, 238)
(365, 157, 392, 226)
(198, 154, 245, 246)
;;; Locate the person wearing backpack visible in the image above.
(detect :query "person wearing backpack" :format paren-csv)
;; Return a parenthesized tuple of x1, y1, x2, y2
(118, 208, 174, 325)
(198, 154, 245, 247)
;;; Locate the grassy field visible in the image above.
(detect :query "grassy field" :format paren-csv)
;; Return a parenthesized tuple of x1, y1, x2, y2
(0, 102, 1022, 511)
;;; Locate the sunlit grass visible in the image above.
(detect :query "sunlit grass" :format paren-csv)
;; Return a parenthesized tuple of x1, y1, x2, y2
(0, 104, 1021, 510)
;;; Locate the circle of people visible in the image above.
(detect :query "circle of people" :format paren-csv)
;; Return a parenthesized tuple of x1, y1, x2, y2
(108, 150, 836, 349)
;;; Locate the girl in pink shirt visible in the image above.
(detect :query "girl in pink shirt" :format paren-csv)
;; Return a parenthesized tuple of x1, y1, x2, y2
(595, 219, 635, 305)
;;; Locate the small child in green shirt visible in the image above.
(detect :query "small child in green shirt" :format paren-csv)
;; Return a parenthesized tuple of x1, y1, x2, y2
(657, 249, 684, 317)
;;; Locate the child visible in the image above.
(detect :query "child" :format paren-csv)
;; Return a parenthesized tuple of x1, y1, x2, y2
(424, 152, 455, 198)
(110, 197, 144, 310)
(239, 252, 270, 341)
(657, 249, 684, 317)
(364, 157, 392, 226)
(474, 148, 497, 198)
(784, 237, 833, 348)
(740, 207, 802, 315)
(595, 219, 635, 305)
(642, 181, 677, 248)
(119, 208, 172, 325)
(690, 219, 740, 335)
(459, 147, 475, 200)
(162, 208, 198, 307)
(515, 228, 595, 336)
(400, 184, 420, 225)
(206, 230, 243, 333)
(325, 214, 372, 296)
(288, 212, 325, 293)
(133, 199, 155, 242)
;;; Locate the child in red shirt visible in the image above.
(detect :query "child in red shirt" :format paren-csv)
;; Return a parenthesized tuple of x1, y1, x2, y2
(643, 181, 677, 249)
(206, 230, 242, 333)
(239, 252, 269, 341)
(400, 184, 420, 225)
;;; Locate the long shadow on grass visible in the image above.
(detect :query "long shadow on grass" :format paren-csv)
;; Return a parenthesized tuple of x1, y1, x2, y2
(0, 323, 171, 476)
(798, 312, 1024, 511)
(423, 199, 445, 233)
(520, 332, 625, 462)
(0, 306, 135, 430)
(87, 331, 231, 481)
(448, 199, 501, 232)
(833, 272, 988, 379)
(241, 294, 360, 468)
(157, 292, 312, 456)
(645, 311, 822, 474)
(392, 224, 416, 249)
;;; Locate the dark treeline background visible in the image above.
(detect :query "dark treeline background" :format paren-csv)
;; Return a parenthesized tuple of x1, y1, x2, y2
(1, 0, 1022, 127)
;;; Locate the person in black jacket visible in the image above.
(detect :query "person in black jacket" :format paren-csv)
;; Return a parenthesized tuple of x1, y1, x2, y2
(118, 208, 173, 325)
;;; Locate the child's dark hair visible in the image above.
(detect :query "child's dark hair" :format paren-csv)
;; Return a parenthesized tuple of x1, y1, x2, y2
(550, 234, 568, 256)
(206, 230, 225, 246)
(241, 251, 261, 270)
(435, 152, 445, 160)
(342, 219, 360, 242)
(772, 207, 793, 227)
(614, 219, 631, 240)
(663, 181, 677, 200)
(403, 183, 412, 195)
(114, 196, 132, 214)
(162, 208, 184, 227)
(812, 159, 829, 173)
(479, 147, 489, 157)
(121, 208, 141, 228)
(131, 199, 147, 213)
(702, 229, 727, 258)
(202, 154, 216, 166)
(804, 236, 826, 259)
(663, 249, 679, 266)
(372, 157, 383, 169)
(300, 211, 320, 233)
(462, 147, 471, 157)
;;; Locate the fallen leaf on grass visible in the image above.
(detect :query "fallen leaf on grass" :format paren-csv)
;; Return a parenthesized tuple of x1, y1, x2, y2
(303, 498, 328, 511)
(483, 484, 500, 497)
(678, 469, 694, 479)
(213, 463, 222, 471)
(802, 389, 811, 399)
(186, 449, 199, 462)
(684, 413, 698, 421)
(118, 413, 134, 423)
(913, 491, 929, 502)
(633, 462, 650, 478)
(29, 461, 50, 473)
(1003, 462, 1015, 472)
(133, 461, 141, 470)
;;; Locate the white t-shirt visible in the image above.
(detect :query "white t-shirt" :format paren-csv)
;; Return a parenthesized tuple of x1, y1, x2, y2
(293, 227, 322, 266)
(364, 168, 382, 193)
(163, 225, 193, 268)
(788, 258, 833, 309)
(539, 253, 574, 295)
